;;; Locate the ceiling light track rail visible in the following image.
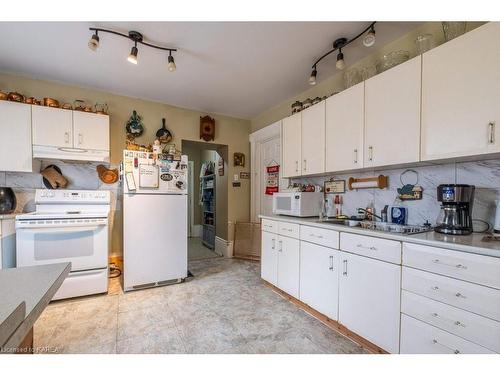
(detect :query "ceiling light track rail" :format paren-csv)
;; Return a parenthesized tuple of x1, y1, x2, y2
(89, 28, 177, 53)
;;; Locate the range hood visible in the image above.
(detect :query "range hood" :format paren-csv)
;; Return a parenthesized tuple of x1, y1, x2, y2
(33, 145, 110, 163)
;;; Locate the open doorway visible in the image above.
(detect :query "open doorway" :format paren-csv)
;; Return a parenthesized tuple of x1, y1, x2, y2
(182, 140, 228, 262)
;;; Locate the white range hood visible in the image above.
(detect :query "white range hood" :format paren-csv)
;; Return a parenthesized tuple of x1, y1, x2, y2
(33, 145, 110, 163)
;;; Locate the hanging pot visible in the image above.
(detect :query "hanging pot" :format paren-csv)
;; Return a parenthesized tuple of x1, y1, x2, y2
(0, 187, 16, 214)
(155, 118, 172, 144)
(96, 165, 118, 184)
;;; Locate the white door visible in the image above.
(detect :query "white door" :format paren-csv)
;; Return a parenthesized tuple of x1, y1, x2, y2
(261, 230, 278, 285)
(32, 105, 73, 148)
(364, 56, 421, 167)
(124, 194, 187, 289)
(326, 82, 365, 172)
(282, 113, 302, 178)
(0, 101, 33, 172)
(300, 242, 339, 320)
(73, 111, 110, 151)
(301, 102, 325, 175)
(339, 252, 401, 353)
(421, 22, 500, 160)
(277, 235, 300, 298)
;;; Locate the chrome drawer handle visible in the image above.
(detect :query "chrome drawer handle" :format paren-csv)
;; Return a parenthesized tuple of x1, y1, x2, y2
(431, 313, 466, 328)
(309, 233, 323, 239)
(432, 339, 460, 354)
(329, 255, 334, 271)
(432, 259, 468, 270)
(357, 244, 376, 250)
(342, 259, 348, 276)
(271, 238, 275, 250)
(430, 286, 467, 299)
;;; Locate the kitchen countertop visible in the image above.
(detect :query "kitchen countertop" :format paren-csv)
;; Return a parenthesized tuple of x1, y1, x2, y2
(260, 215, 500, 258)
(0, 263, 70, 352)
(0, 214, 16, 220)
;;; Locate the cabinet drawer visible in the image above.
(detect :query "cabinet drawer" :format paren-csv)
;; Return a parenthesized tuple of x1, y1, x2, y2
(261, 219, 278, 234)
(340, 232, 401, 264)
(300, 226, 339, 249)
(403, 242, 500, 289)
(278, 222, 300, 239)
(402, 267, 500, 322)
(402, 290, 500, 353)
(400, 314, 494, 354)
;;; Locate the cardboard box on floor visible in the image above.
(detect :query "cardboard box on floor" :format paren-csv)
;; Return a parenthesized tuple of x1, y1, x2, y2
(233, 222, 261, 260)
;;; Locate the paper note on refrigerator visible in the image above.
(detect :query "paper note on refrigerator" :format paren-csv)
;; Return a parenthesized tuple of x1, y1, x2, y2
(139, 164, 159, 188)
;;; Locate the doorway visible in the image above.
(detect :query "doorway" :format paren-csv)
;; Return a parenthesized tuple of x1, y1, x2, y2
(182, 140, 228, 262)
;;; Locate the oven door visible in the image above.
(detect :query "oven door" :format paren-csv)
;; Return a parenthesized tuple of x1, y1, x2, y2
(16, 222, 108, 271)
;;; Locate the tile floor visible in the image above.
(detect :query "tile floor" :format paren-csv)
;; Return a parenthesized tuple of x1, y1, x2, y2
(188, 237, 221, 261)
(34, 258, 366, 354)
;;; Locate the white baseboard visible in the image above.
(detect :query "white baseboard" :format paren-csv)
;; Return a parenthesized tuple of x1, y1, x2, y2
(190, 224, 202, 237)
(215, 236, 233, 258)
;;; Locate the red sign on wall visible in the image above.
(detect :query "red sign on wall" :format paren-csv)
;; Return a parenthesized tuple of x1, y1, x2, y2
(265, 165, 279, 195)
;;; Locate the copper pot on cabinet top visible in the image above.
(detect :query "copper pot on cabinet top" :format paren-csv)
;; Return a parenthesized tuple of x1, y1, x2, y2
(0, 91, 8, 100)
(7, 92, 25, 102)
(43, 97, 59, 108)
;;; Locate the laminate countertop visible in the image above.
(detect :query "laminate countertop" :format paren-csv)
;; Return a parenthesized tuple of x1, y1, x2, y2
(0, 263, 70, 352)
(260, 215, 500, 258)
(0, 214, 16, 220)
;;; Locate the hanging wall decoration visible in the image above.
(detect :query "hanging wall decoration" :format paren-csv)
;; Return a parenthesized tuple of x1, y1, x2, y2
(200, 115, 215, 142)
(233, 152, 245, 167)
(125, 110, 144, 140)
(265, 165, 280, 195)
(155, 118, 173, 144)
(218, 157, 224, 176)
(397, 169, 423, 200)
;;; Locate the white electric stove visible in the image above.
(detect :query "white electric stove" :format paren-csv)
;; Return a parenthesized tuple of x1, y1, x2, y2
(16, 189, 110, 300)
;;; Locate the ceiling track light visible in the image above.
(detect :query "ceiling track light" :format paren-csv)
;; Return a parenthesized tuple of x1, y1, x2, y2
(88, 27, 177, 71)
(308, 22, 376, 83)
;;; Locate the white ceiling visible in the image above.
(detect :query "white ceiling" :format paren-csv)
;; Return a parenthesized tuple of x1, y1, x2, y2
(0, 22, 420, 119)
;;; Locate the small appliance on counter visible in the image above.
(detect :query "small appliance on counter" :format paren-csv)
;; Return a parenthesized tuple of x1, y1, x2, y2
(272, 191, 323, 217)
(494, 199, 500, 233)
(0, 187, 16, 214)
(435, 184, 475, 235)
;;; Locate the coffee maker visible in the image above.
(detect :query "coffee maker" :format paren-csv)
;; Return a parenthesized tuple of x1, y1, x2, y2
(435, 184, 475, 235)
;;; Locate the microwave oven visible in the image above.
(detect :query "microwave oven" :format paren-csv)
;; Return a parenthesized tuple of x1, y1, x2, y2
(272, 192, 323, 217)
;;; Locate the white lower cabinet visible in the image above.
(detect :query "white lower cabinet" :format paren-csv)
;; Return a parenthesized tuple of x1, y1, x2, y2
(338, 251, 401, 353)
(400, 314, 494, 354)
(277, 235, 300, 298)
(261, 230, 278, 285)
(300, 242, 339, 320)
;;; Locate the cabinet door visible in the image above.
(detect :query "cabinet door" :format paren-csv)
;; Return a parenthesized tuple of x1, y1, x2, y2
(32, 105, 73, 147)
(301, 102, 325, 175)
(277, 235, 300, 298)
(364, 56, 421, 167)
(421, 23, 500, 160)
(339, 252, 401, 353)
(300, 242, 339, 320)
(73, 112, 110, 151)
(281, 113, 301, 178)
(261, 231, 278, 286)
(0, 101, 33, 172)
(326, 82, 364, 172)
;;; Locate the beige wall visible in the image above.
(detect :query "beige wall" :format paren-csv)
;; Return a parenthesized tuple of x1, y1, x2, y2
(250, 22, 485, 132)
(0, 72, 251, 254)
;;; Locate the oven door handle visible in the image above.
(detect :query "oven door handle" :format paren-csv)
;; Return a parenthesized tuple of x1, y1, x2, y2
(17, 224, 105, 233)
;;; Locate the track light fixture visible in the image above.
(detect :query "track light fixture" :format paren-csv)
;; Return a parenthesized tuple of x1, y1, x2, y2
(363, 25, 376, 47)
(308, 22, 376, 83)
(309, 66, 317, 85)
(88, 31, 100, 51)
(88, 27, 177, 71)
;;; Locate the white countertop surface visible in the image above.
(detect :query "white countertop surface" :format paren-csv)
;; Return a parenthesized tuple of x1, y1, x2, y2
(0, 214, 16, 220)
(260, 215, 500, 258)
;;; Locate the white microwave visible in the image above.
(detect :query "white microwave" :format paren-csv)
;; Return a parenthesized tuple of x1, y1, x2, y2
(272, 192, 323, 217)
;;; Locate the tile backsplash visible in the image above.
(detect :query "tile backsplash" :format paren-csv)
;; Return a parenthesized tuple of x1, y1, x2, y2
(292, 159, 500, 230)
(0, 161, 122, 256)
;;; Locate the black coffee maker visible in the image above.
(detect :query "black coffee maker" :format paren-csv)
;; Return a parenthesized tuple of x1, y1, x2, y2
(435, 184, 475, 235)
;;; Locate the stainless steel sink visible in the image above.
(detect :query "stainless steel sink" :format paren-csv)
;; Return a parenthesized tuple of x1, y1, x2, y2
(316, 218, 431, 235)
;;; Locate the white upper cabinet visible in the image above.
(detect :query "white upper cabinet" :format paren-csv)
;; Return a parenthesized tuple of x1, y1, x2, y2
(32, 105, 73, 148)
(364, 56, 421, 168)
(73, 111, 110, 151)
(421, 22, 500, 160)
(325, 82, 364, 172)
(0, 101, 34, 172)
(301, 101, 325, 175)
(282, 112, 302, 178)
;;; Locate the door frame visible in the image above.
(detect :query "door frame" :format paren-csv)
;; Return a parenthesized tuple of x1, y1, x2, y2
(249, 121, 282, 222)
(187, 160, 195, 237)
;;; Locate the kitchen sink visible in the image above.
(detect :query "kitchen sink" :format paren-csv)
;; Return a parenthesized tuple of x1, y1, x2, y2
(316, 218, 431, 235)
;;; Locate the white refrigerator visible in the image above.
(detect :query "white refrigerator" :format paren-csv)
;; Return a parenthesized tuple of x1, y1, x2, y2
(122, 150, 188, 291)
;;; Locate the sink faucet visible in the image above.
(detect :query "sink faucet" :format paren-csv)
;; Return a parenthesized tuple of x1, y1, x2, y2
(357, 207, 384, 222)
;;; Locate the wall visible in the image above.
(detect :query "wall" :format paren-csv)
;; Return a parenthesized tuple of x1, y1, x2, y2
(293, 159, 500, 230)
(250, 21, 485, 132)
(0, 72, 251, 257)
